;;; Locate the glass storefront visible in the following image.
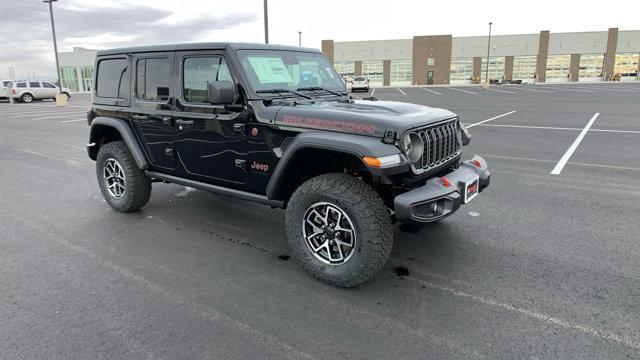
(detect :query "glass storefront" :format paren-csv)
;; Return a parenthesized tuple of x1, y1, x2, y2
(512, 56, 537, 81)
(546, 55, 571, 81)
(481, 57, 505, 81)
(60, 66, 79, 92)
(80, 66, 94, 91)
(333, 61, 355, 83)
(449, 58, 474, 83)
(614, 53, 639, 80)
(578, 54, 604, 80)
(362, 60, 383, 86)
(389, 59, 412, 86)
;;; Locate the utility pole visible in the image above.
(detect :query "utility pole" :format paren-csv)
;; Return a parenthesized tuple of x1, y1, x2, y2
(44, 0, 63, 93)
(298, 31, 302, 47)
(263, 0, 269, 44)
(485, 22, 492, 85)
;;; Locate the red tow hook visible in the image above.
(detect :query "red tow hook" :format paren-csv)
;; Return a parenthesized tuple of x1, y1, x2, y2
(440, 177, 451, 187)
(472, 159, 482, 168)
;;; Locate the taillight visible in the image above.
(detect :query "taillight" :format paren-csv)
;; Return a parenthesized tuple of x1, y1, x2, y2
(11, 88, 16, 94)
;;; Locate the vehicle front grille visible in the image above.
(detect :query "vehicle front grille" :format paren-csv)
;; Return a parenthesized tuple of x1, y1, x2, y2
(415, 118, 462, 170)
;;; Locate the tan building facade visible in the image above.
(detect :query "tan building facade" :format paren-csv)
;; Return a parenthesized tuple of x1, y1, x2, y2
(324, 28, 640, 85)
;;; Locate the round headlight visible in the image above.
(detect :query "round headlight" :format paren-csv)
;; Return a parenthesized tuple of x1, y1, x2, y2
(402, 132, 424, 163)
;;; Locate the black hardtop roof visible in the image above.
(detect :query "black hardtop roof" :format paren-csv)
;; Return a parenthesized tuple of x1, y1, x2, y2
(97, 42, 322, 56)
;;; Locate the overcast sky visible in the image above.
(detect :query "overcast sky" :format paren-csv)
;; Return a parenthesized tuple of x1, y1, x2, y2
(1, 0, 638, 81)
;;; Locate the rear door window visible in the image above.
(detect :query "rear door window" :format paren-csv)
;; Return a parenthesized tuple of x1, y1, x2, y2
(96, 58, 129, 99)
(16, 82, 26, 88)
(29, 82, 41, 88)
(135, 57, 172, 101)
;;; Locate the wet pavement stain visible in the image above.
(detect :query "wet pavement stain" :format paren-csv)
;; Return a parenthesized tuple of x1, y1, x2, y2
(394, 266, 410, 278)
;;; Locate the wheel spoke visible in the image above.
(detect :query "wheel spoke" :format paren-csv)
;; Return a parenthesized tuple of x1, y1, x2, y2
(104, 159, 126, 199)
(303, 202, 357, 265)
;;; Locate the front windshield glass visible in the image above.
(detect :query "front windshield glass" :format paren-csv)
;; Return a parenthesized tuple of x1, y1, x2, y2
(237, 50, 346, 94)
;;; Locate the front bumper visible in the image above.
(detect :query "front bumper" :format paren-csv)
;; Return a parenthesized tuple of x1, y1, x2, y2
(394, 155, 490, 224)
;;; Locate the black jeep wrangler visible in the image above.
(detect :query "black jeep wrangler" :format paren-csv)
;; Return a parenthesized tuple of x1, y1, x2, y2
(87, 43, 490, 287)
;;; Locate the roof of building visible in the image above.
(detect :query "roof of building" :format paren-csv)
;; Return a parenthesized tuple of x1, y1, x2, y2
(97, 42, 321, 56)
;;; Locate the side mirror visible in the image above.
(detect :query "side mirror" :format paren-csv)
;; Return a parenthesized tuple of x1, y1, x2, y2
(207, 81, 235, 105)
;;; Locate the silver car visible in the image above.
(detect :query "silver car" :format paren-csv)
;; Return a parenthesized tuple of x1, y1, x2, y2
(7, 81, 72, 103)
(351, 76, 369, 92)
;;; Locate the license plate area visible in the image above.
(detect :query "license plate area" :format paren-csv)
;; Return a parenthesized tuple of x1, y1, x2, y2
(463, 176, 479, 203)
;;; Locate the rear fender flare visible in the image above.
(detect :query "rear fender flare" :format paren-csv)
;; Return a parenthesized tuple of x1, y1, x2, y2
(88, 116, 149, 170)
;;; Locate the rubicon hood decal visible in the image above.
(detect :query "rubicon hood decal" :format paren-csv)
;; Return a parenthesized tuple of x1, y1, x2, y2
(275, 100, 457, 137)
(282, 115, 376, 135)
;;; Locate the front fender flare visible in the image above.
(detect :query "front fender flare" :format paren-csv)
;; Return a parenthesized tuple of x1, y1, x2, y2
(265, 132, 406, 200)
(88, 116, 149, 170)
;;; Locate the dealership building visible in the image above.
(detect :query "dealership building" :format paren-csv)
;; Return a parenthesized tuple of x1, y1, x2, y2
(322, 28, 640, 85)
(58, 47, 97, 92)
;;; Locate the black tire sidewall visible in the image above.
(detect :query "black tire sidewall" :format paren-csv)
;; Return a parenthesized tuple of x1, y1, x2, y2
(286, 174, 392, 287)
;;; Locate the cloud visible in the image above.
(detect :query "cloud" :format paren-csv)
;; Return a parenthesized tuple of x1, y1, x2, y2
(0, 0, 257, 80)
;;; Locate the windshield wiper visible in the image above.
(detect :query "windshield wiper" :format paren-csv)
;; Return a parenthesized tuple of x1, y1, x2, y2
(256, 88, 312, 99)
(296, 86, 347, 96)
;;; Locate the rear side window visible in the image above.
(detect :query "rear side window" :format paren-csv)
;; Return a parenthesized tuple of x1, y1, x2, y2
(17, 82, 26, 88)
(29, 82, 41, 88)
(43, 82, 56, 88)
(135, 58, 171, 101)
(97, 58, 129, 98)
(2, 80, 10, 87)
(183, 56, 232, 103)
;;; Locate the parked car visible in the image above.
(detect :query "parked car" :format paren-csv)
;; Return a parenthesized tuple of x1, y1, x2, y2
(0, 80, 12, 98)
(351, 76, 369, 92)
(86, 43, 490, 287)
(7, 81, 71, 103)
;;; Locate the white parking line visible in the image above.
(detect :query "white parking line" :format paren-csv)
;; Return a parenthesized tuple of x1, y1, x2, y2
(370, 88, 375, 96)
(510, 87, 554, 93)
(575, 86, 634, 92)
(396, 88, 407, 96)
(466, 110, 516, 128)
(536, 86, 594, 93)
(419, 87, 442, 95)
(468, 123, 640, 134)
(9, 110, 85, 117)
(32, 113, 86, 120)
(483, 87, 517, 94)
(448, 87, 478, 95)
(483, 154, 640, 172)
(60, 119, 87, 123)
(551, 112, 599, 175)
(411, 277, 640, 351)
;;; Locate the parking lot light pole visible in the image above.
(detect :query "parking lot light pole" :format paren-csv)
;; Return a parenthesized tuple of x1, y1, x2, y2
(44, 0, 63, 94)
(486, 22, 492, 85)
(263, 0, 269, 44)
(298, 31, 302, 46)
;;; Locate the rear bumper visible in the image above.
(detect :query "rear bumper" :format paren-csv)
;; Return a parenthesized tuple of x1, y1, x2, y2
(393, 155, 490, 224)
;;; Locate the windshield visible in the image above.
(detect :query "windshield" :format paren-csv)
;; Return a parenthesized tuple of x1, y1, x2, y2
(238, 50, 346, 94)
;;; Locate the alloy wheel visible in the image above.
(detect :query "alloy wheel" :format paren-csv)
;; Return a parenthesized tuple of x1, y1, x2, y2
(302, 202, 356, 265)
(103, 158, 126, 198)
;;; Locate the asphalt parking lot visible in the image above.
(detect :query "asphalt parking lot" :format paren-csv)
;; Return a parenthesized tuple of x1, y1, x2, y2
(1, 82, 639, 359)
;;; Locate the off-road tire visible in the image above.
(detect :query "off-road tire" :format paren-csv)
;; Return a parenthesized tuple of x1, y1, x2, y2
(96, 141, 151, 212)
(20, 93, 33, 103)
(285, 173, 393, 287)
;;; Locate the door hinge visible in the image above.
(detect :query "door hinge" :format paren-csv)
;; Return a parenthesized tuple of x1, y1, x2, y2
(165, 148, 175, 158)
(235, 159, 246, 171)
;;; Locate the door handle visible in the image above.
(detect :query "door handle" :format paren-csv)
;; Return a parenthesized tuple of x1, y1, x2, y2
(233, 123, 245, 134)
(132, 114, 148, 121)
(175, 119, 194, 125)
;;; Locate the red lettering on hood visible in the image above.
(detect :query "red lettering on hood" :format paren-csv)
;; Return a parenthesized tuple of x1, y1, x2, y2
(282, 115, 376, 135)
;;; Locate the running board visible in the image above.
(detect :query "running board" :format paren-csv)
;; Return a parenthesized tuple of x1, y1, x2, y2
(145, 171, 284, 208)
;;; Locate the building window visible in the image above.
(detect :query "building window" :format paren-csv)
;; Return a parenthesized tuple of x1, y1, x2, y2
(60, 66, 79, 92)
(481, 57, 505, 81)
(362, 60, 383, 86)
(333, 61, 355, 83)
(614, 53, 639, 78)
(512, 56, 537, 81)
(546, 55, 571, 79)
(579, 54, 604, 79)
(427, 58, 435, 66)
(450, 58, 474, 81)
(390, 59, 412, 86)
(80, 66, 93, 92)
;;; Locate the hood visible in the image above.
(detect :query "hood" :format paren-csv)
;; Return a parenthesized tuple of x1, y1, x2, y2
(274, 99, 456, 138)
